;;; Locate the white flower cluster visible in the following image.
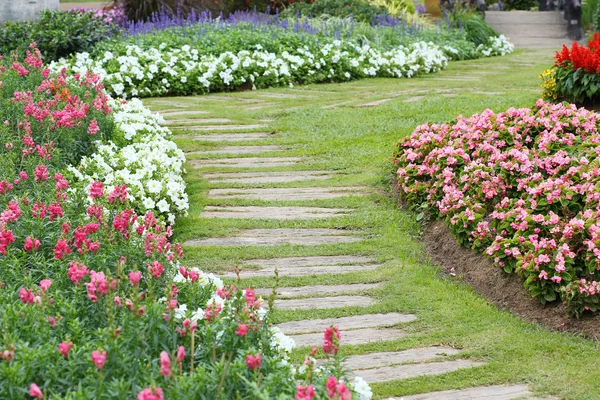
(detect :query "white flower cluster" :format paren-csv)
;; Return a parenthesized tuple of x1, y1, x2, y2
(69, 98, 188, 224)
(53, 40, 449, 98)
(477, 35, 514, 57)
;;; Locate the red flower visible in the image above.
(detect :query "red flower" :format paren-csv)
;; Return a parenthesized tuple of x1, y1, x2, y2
(323, 326, 341, 355)
(29, 383, 43, 399)
(58, 342, 73, 358)
(137, 388, 164, 400)
(295, 384, 316, 400)
(235, 324, 249, 336)
(245, 353, 261, 370)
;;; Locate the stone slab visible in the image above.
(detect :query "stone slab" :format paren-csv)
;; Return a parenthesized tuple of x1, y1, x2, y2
(158, 110, 209, 117)
(258, 93, 302, 98)
(191, 157, 301, 168)
(356, 98, 394, 107)
(254, 283, 381, 297)
(203, 171, 333, 183)
(164, 118, 231, 125)
(357, 360, 485, 383)
(201, 206, 352, 220)
(244, 255, 375, 268)
(207, 186, 368, 200)
(147, 100, 197, 108)
(221, 264, 381, 278)
(185, 133, 270, 142)
(398, 385, 533, 400)
(182, 124, 268, 131)
(291, 328, 404, 348)
(184, 228, 362, 247)
(277, 313, 417, 335)
(404, 96, 425, 103)
(273, 295, 374, 310)
(344, 347, 460, 370)
(189, 145, 282, 156)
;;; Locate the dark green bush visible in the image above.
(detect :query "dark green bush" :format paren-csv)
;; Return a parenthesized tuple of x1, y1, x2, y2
(446, 6, 498, 45)
(0, 10, 116, 61)
(279, 0, 388, 22)
(504, 0, 535, 10)
(593, 0, 600, 31)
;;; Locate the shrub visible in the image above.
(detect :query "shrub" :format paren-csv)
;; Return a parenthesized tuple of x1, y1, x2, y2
(445, 6, 498, 46)
(0, 10, 116, 62)
(504, 0, 535, 10)
(370, 0, 416, 16)
(280, 0, 388, 22)
(394, 99, 600, 317)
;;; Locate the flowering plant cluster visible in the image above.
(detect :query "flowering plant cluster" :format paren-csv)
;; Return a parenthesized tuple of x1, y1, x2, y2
(541, 34, 600, 104)
(69, 3, 126, 26)
(1, 46, 372, 399)
(395, 99, 600, 316)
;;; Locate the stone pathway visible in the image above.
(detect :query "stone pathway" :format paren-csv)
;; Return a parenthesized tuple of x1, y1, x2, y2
(154, 91, 549, 399)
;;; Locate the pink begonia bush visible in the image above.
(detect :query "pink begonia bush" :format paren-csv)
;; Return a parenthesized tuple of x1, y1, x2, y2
(0, 46, 372, 399)
(395, 99, 600, 316)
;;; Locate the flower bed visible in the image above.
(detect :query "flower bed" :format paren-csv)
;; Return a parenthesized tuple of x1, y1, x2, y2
(1, 46, 371, 399)
(541, 34, 600, 105)
(394, 99, 600, 317)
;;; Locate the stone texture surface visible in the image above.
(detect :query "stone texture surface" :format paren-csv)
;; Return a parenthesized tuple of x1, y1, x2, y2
(403, 96, 425, 103)
(186, 133, 270, 142)
(202, 171, 333, 183)
(254, 283, 381, 297)
(207, 186, 368, 200)
(277, 313, 417, 334)
(357, 98, 394, 107)
(244, 255, 375, 267)
(189, 145, 282, 156)
(158, 110, 209, 117)
(183, 124, 267, 131)
(273, 295, 374, 310)
(164, 118, 231, 125)
(398, 385, 533, 400)
(200, 206, 352, 220)
(221, 263, 381, 278)
(190, 157, 300, 168)
(4, 0, 58, 22)
(290, 328, 404, 348)
(356, 360, 485, 383)
(344, 347, 460, 370)
(184, 228, 362, 247)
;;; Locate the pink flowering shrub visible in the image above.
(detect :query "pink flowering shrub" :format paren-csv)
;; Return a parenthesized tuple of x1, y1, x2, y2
(395, 99, 600, 316)
(0, 46, 367, 399)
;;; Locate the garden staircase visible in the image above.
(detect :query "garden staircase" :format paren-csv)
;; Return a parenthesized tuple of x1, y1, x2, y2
(486, 10, 582, 48)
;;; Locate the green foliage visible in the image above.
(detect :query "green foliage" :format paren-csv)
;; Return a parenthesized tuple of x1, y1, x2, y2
(279, 0, 388, 22)
(582, 0, 599, 30)
(504, 0, 535, 10)
(593, 0, 600, 31)
(370, 0, 416, 16)
(445, 6, 498, 45)
(0, 10, 115, 62)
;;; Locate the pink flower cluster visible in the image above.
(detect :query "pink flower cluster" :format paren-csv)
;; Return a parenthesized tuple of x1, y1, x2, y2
(395, 99, 600, 315)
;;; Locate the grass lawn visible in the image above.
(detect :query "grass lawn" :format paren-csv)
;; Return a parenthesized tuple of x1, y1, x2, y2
(143, 48, 600, 399)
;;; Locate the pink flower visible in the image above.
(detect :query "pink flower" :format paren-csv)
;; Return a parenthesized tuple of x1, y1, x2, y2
(235, 324, 248, 336)
(137, 388, 164, 400)
(336, 381, 352, 400)
(19, 288, 35, 305)
(88, 120, 100, 135)
(91, 350, 106, 370)
(34, 164, 48, 182)
(58, 341, 73, 358)
(89, 181, 104, 198)
(323, 326, 341, 355)
(176, 346, 185, 363)
(128, 271, 142, 286)
(326, 376, 338, 398)
(39, 279, 51, 292)
(245, 353, 261, 370)
(67, 261, 89, 285)
(29, 383, 43, 399)
(147, 261, 164, 279)
(295, 384, 316, 400)
(160, 351, 172, 378)
(23, 236, 40, 252)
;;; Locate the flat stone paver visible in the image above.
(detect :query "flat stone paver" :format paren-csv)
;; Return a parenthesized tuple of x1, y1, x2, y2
(184, 228, 362, 247)
(258, 93, 302, 98)
(190, 157, 301, 168)
(277, 313, 417, 334)
(357, 98, 394, 107)
(343, 347, 460, 370)
(158, 110, 209, 116)
(147, 100, 197, 108)
(207, 186, 368, 200)
(164, 118, 231, 125)
(404, 96, 425, 102)
(184, 133, 270, 142)
(189, 145, 282, 155)
(221, 263, 382, 278)
(182, 124, 268, 131)
(357, 360, 485, 383)
(290, 328, 404, 348)
(398, 385, 533, 400)
(254, 283, 381, 297)
(273, 295, 374, 310)
(244, 255, 375, 267)
(200, 206, 352, 220)
(202, 171, 333, 183)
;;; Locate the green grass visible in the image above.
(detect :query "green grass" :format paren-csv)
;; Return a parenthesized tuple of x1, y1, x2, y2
(142, 49, 600, 399)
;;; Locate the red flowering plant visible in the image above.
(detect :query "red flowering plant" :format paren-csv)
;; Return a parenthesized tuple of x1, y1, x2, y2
(541, 34, 600, 105)
(0, 46, 368, 399)
(395, 99, 600, 317)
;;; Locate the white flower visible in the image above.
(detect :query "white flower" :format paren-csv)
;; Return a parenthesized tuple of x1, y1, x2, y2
(174, 304, 188, 320)
(142, 197, 155, 210)
(191, 307, 204, 322)
(352, 376, 373, 400)
(270, 327, 295, 353)
(147, 179, 162, 194)
(157, 199, 170, 213)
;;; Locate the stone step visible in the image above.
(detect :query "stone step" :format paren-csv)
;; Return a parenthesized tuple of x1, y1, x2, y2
(184, 228, 362, 247)
(244, 255, 375, 267)
(221, 263, 382, 278)
(183, 133, 271, 142)
(291, 328, 404, 348)
(492, 24, 567, 39)
(505, 37, 575, 49)
(254, 283, 382, 297)
(485, 11, 566, 24)
(164, 118, 231, 125)
(180, 124, 268, 131)
(396, 384, 535, 400)
(358, 360, 485, 383)
(190, 157, 301, 168)
(207, 186, 368, 200)
(277, 313, 417, 335)
(200, 206, 352, 220)
(157, 110, 209, 117)
(273, 295, 374, 310)
(189, 145, 282, 156)
(344, 347, 460, 370)
(202, 171, 334, 184)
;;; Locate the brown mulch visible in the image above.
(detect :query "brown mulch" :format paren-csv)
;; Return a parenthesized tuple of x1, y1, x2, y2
(422, 220, 600, 340)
